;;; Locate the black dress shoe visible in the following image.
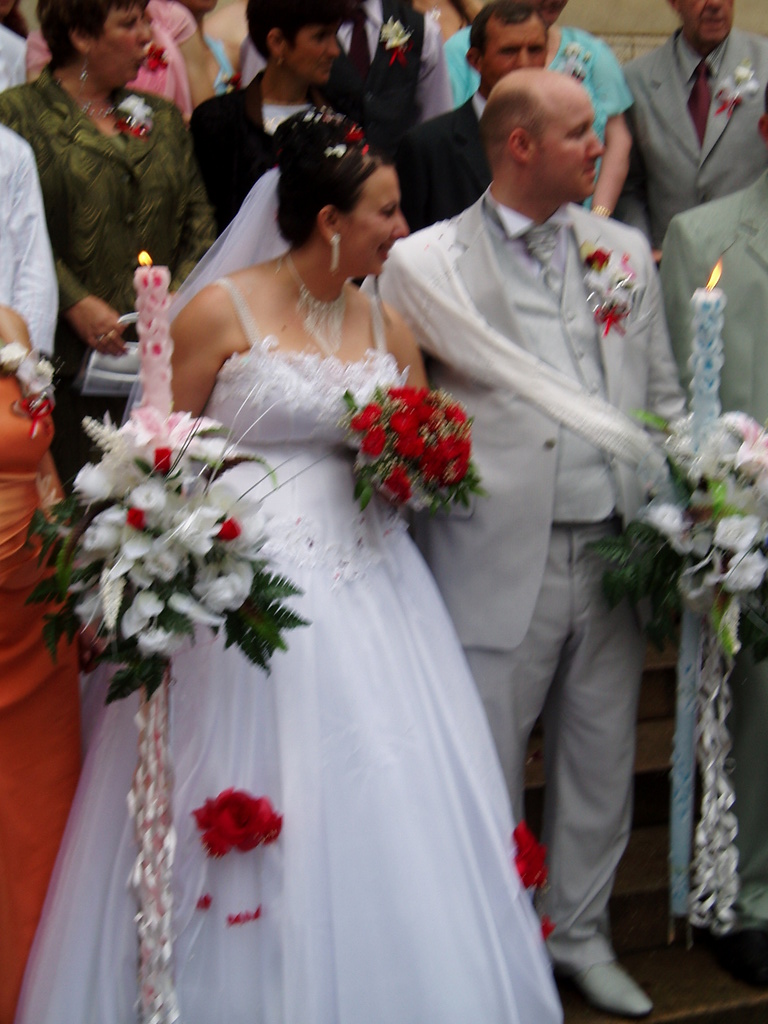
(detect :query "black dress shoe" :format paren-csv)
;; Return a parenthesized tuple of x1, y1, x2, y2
(712, 929, 768, 986)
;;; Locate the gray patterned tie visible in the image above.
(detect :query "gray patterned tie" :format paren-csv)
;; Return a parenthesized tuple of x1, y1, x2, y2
(524, 222, 563, 294)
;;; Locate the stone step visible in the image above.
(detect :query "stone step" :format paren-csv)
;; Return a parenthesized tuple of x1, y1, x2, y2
(559, 944, 768, 1023)
(612, 825, 669, 955)
(524, 717, 675, 832)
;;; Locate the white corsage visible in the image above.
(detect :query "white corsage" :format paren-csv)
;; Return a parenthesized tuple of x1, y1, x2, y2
(714, 59, 759, 119)
(558, 42, 592, 82)
(580, 242, 637, 337)
(116, 94, 154, 137)
(380, 17, 413, 66)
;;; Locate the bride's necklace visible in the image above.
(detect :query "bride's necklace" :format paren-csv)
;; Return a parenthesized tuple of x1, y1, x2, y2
(284, 253, 346, 357)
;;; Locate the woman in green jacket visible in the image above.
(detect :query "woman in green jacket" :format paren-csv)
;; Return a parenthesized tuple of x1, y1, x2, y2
(0, 0, 216, 486)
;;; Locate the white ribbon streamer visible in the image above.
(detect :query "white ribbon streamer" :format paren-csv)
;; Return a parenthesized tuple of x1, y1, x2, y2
(128, 670, 180, 1023)
(688, 626, 740, 934)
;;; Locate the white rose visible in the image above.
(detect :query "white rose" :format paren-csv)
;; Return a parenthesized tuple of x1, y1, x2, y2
(142, 540, 182, 582)
(0, 340, 26, 371)
(82, 518, 123, 554)
(194, 561, 253, 613)
(136, 627, 184, 657)
(129, 480, 168, 516)
(74, 462, 115, 502)
(644, 502, 691, 552)
(723, 551, 768, 593)
(171, 505, 222, 556)
(121, 589, 164, 638)
(713, 514, 761, 552)
(168, 591, 224, 626)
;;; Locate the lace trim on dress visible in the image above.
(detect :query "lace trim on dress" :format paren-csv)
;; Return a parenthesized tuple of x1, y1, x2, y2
(263, 509, 408, 587)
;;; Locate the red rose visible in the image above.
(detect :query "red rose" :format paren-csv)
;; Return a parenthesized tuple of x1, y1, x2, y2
(387, 386, 427, 403)
(193, 789, 283, 858)
(350, 403, 382, 431)
(390, 409, 419, 436)
(126, 507, 146, 530)
(513, 821, 548, 890)
(154, 447, 173, 474)
(394, 432, 426, 459)
(345, 125, 365, 143)
(419, 446, 449, 483)
(360, 425, 387, 457)
(541, 915, 556, 941)
(382, 465, 413, 504)
(443, 403, 468, 425)
(217, 517, 242, 541)
(585, 248, 611, 271)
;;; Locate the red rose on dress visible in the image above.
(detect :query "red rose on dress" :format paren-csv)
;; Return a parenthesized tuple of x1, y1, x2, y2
(513, 821, 549, 890)
(585, 248, 611, 271)
(383, 465, 413, 504)
(126, 507, 146, 530)
(350, 403, 382, 431)
(192, 789, 282, 858)
(154, 446, 173, 474)
(361, 425, 387, 457)
(217, 518, 242, 541)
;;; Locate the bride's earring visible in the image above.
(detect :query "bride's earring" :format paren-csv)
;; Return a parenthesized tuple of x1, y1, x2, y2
(330, 232, 341, 274)
(79, 55, 89, 84)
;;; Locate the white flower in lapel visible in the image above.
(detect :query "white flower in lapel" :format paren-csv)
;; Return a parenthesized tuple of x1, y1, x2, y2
(380, 18, 413, 66)
(714, 59, 759, 120)
(115, 95, 154, 138)
(558, 42, 592, 83)
(580, 242, 637, 337)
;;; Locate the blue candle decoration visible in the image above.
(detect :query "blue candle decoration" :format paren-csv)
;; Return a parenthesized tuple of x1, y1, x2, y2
(669, 262, 725, 925)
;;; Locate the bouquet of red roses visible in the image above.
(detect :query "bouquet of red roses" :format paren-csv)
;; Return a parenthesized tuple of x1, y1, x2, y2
(342, 385, 483, 513)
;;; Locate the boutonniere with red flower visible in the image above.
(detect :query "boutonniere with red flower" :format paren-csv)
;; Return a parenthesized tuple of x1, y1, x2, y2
(380, 17, 413, 66)
(193, 788, 282, 858)
(0, 339, 55, 437)
(580, 241, 637, 337)
(342, 385, 484, 513)
(115, 94, 154, 138)
(145, 44, 167, 71)
(222, 72, 242, 94)
(714, 59, 759, 119)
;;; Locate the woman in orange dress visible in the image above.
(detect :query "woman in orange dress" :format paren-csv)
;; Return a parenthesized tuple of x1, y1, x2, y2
(0, 307, 80, 1024)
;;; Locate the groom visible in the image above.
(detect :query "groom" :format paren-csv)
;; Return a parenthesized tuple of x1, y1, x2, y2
(376, 70, 684, 1018)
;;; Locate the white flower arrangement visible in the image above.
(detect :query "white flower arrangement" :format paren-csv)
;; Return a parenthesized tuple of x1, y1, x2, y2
(30, 411, 305, 701)
(597, 412, 768, 660)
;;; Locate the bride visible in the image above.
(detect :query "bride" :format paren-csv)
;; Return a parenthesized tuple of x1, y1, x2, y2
(15, 110, 562, 1024)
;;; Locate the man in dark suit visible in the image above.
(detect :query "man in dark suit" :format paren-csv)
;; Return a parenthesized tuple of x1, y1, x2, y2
(396, 1, 547, 232)
(324, 0, 452, 157)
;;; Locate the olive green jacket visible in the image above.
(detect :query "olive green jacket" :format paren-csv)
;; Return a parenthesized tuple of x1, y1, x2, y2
(0, 68, 216, 375)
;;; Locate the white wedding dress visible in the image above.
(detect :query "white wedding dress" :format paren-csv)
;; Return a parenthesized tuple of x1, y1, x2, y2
(15, 283, 562, 1024)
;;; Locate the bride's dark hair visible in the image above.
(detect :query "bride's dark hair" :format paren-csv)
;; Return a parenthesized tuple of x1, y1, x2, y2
(274, 109, 389, 247)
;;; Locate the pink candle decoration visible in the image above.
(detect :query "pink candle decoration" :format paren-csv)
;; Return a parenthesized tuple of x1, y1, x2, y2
(135, 252, 173, 419)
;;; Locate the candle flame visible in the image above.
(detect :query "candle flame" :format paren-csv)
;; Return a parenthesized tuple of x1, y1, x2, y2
(706, 260, 722, 291)
(138, 251, 153, 267)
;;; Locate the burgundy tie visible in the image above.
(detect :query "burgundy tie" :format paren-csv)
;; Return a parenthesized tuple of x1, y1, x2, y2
(688, 59, 711, 146)
(347, 4, 371, 81)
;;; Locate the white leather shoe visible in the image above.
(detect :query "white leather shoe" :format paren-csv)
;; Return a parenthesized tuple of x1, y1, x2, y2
(571, 961, 653, 1018)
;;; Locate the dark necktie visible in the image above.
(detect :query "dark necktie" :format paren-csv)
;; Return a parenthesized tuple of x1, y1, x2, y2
(688, 59, 711, 146)
(347, 4, 371, 81)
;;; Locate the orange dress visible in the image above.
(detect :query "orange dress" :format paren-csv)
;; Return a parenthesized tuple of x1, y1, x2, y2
(0, 377, 80, 1024)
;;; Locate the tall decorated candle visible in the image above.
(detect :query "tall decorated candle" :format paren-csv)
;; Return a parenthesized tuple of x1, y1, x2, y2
(135, 251, 173, 419)
(689, 260, 726, 450)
